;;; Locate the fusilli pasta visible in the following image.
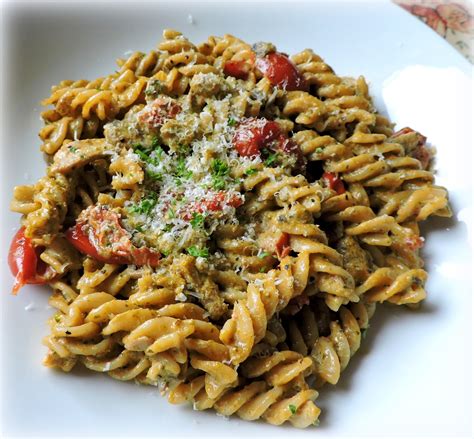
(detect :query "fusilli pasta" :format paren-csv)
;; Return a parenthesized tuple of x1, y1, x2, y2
(8, 30, 450, 428)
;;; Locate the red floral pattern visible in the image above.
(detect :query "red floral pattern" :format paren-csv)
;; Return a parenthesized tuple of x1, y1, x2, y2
(395, 0, 473, 63)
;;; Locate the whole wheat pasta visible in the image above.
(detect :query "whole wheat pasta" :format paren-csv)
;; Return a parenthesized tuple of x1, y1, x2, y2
(8, 29, 450, 428)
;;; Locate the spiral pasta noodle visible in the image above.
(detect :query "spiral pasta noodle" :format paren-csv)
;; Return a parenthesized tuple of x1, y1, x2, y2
(8, 29, 450, 428)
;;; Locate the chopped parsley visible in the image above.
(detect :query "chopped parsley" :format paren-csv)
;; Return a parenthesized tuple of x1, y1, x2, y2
(187, 246, 209, 258)
(211, 159, 229, 176)
(68, 146, 78, 153)
(175, 157, 193, 180)
(258, 251, 270, 259)
(227, 116, 237, 126)
(315, 147, 324, 154)
(146, 169, 163, 182)
(167, 208, 176, 219)
(145, 78, 166, 96)
(129, 192, 158, 215)
(244, 168, 257, 176)
(134, 144, 159, 166)
(264, 152, 278, 167)
(212, 177, 226, 190)
(190, 213, 205, 229)
(288, 404, 297, 415)
(151, 136, 163, 151)
(210, 159, 229, 190)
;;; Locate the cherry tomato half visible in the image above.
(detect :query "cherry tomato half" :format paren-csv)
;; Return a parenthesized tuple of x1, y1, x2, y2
(223, 60, 250, 80)
(322, 172, 345, 195)
(255, 52, 306, 91)
(8, 227, 55, 294)
(65, 223, 130, 265)
(66, 206, 161, 267)
(232, 118, 282, 157)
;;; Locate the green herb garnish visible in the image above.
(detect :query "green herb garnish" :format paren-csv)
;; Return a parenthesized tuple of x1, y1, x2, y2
(228, 116, 237, 126)
(212, 176, 226, 190)
(244, 168, 257, 176)
(167, 208, 176, 219)
(190, 213, 205, 229)
(187, 246, 209, 258)
(146, 169, 163, 182)
(264, 152, 278, 167)
(210, 159, 229, 189)
(129, 192, 158, 215)
(315, 147, 324, 154)
(145, 78, 166, 96)
(288, 404, 297, 415)
(258, 251, 270, 259)
(211, 159, 229, 177)
(176, 157, 193, 180)
(68, 146, 78, 153)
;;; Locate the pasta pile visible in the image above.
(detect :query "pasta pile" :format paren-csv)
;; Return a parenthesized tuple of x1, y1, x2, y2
(9, 30, 451, 427)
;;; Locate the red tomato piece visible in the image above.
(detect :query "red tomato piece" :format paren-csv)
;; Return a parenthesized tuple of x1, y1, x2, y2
(322, 172, 345, 195)
(139, 97, 181, 128)
(131, 247, 162, 267)
(66, 205, 161, 267)
(223, 60, 250, 80)
(232, 118, 305, 169)
(255, 52, 306, 91)
(183, 192, 244, 220)
(232, 118, 281, 157)
(227, 194, 244, 208)
(405, 235, 424, 251)
(275, 232, 291, 258)
(65, 223, 130, 265)
(8, 227, 56, 294)
(391, 127, 415, 138)
(412, 144, 431, 170)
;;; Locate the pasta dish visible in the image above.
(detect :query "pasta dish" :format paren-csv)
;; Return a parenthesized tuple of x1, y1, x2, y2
(8, 30, 451, 427)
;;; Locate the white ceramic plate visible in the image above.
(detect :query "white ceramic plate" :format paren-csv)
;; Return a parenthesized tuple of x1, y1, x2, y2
(1, 1, 472, 437)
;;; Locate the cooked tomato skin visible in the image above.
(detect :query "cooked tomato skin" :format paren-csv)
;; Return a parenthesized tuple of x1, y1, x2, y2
(275, 232, 291, 258)
(182, 192, 244, 220)
(65, 223, 130, 265)
(8, 227, 55, 294)
(65, 206, 161, 267)
(232, 119, 280, 157)
(322, 172, 345, 195)
(255, 52, 306, 91)
(223, 60, 250, 80)
(232, 118, 304, 164)
(405, 235, 424, 251)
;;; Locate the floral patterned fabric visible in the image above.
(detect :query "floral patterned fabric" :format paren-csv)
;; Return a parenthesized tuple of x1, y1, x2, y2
(395, 0, 474, 63)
